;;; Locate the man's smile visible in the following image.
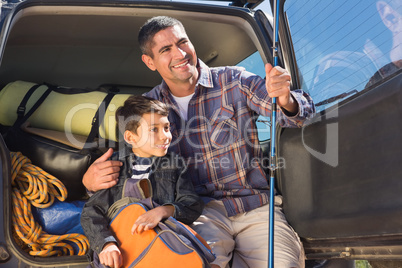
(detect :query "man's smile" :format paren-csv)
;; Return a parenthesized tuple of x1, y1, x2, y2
(172, 59, 190, 69)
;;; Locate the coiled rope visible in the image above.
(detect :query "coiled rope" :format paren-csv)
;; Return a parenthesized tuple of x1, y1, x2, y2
(10, 151, 89, 257)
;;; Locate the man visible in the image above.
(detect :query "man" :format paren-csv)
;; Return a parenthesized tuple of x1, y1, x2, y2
(365, 0, 401, 87)
(83, 16, 315, 267)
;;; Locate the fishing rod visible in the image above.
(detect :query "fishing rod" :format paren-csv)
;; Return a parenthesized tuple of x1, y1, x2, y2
(269, 0, 280, 267)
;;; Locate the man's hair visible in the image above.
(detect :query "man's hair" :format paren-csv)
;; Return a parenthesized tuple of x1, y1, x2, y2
(115, 95, 169, 134)
(138, 16, 185, 57)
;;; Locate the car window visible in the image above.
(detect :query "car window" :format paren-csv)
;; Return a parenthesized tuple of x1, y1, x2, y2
(284, 0, 401, 112)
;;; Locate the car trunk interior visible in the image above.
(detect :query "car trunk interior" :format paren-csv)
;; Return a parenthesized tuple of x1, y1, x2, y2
(0, 4, 259, 90)
(3, 0, 402, 266)
(0, 1, 263, 265)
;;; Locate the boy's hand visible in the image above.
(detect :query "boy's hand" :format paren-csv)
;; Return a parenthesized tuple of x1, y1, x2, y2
(265, 63, 298, 114)
(131, 205, 175, 234)
(82, 148, 122, 192)
(99, 242, 123, 268)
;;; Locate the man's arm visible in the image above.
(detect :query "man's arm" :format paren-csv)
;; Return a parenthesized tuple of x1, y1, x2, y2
(83, 148, 122, 192)
(265, 63, 298, 115)
(262, 63, 315, 128)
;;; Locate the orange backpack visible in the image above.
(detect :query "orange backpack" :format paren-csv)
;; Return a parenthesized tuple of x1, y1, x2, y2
(106, 179, 215, 268)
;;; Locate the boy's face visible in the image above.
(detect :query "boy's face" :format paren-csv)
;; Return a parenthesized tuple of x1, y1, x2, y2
(124, 113, 172, 158)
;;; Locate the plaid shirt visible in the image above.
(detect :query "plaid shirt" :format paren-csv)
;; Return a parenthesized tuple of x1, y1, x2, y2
(145, 60, 315, 217)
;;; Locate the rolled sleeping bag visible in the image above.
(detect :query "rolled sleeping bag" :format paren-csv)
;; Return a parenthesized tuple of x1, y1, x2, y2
(0, 81, 132, 142)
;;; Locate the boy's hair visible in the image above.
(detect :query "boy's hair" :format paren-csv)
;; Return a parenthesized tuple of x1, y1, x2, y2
(115, 95, 169, 134)
(138, 16, 185, 57)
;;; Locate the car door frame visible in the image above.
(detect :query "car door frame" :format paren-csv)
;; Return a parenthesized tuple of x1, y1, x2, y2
(259, 0, 402, 261)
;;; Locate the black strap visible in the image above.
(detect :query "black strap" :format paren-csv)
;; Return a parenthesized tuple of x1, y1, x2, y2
(10, 84, 113, 149)
(84, 92, 115, 147)
(16, 84, 42, 121)
(13, 85, 53, 127)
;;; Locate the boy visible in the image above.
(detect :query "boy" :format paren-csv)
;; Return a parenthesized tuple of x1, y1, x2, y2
(81, 95, 204, 268)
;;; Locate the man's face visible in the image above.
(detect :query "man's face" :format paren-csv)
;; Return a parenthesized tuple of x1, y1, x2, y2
(142, 25, 198, 86)
(125, 113, 172, 158)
